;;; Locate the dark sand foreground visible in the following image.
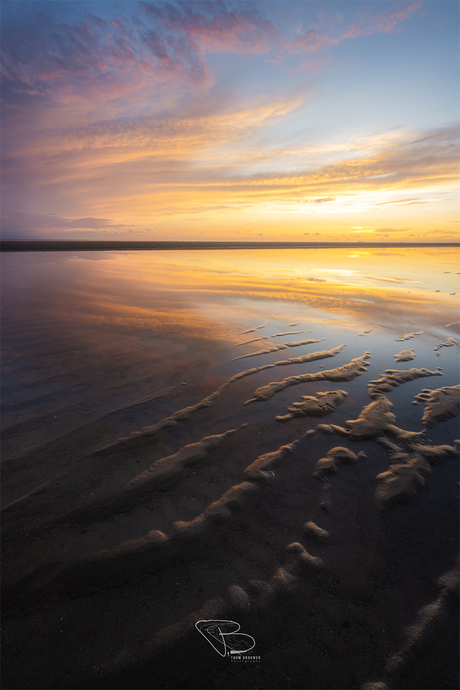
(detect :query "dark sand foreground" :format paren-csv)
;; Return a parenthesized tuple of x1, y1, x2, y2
(1, 250, 459, 690)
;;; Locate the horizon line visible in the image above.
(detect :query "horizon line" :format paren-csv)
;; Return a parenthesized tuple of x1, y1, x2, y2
(1, 239, 459, 252)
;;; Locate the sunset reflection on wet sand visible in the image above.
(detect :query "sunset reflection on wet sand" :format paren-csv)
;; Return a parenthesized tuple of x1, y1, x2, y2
(2, 248, 459, 690)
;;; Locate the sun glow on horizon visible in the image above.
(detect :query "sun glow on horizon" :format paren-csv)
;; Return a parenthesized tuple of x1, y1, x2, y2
(1, 1, 458, 242)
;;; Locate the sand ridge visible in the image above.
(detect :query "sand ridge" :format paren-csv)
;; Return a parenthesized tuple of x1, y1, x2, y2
(285, 337, 325, 348)
(433, 336, 457, 355)
(240, 323, 267, 335)
(394, 331, 424, 342)
(300, 385, 459, 510)
(230, 336, 269, 348)
(108, 386, 177, 412)
(275, 389, 348, 422)
(374, 434, 459, 509)
(274, 342, 346, 367)
(232, 342, 287, 360)
(96, 344, 351, 453)
(3, 297, 459, 690)
(414, 384, 460, 427)
(233, 338, 326, 360)
(12, 439, 303, 601)
(368, 367, 442, 399)
(94, 363, 277, 454)
(245, 351, 370, 404)
(303, 521, 330, 542)
(380, 565, 459, 685)
(93, 524, 330, 685)
(345, 396, 424, 445)
(126, 426, 244, 492)
(315, 423, 350, 436)
(394, 348, 416, 362)
(243, 440, 299, 483)
(362, 565, 459, 688)
(314, 446, 366, 478)
(271, 330, 306, 337)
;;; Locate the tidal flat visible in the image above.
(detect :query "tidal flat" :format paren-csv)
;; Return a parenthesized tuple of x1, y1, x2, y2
(1, 247, 459, 689)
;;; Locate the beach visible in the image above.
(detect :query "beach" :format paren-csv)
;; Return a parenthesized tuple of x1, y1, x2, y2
(1, 247, 459, 690)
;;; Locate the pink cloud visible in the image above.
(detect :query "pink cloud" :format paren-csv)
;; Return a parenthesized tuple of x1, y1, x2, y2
(2, 2, 277, 107)
(1, 0, 424, 111)
(141, 1, 276, 53)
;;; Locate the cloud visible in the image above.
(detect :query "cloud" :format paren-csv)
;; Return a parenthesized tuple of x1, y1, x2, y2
(140, 1, 276, 54)
(375, 228, 412, 233)
(2, 83, 310, 174)
(223, 124, 458, 199)
(361, 274, 414, 284)
(340, 2, 423, 39)
(1, 1, 277, 105)
(284, 1, 422, 55)
(377, 198, 426, 206)
(0, 2, 453, 241)
(1, 212, 134, 238)
(1, 84, 312, 208)
(425, 229, 459, 236)
(5, 118, 455, 233)
(1, 0, 423, 110)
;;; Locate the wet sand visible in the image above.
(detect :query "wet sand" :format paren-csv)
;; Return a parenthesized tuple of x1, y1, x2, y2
(1, 249, 459, 690)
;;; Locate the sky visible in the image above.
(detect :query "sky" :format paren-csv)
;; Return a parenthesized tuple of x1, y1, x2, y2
(1, 0, 459, 242)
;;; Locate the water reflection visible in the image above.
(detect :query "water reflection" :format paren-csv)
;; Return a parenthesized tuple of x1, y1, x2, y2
(3, 248, 457, 339)
(2, 247, 458, 461)
(2, 248, 459, 690)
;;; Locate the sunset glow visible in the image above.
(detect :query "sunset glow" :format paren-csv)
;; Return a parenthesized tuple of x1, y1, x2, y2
(2, 0, 459, 242)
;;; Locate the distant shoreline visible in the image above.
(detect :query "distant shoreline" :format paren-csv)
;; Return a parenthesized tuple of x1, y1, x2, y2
(1, 240, 459, 252)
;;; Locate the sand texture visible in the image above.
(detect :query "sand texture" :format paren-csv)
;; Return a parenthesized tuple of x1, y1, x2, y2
(394, 331, 424, 341)
(434, 336, 457, 355)
(285, 337, 325, 347)
(273, 342, 346, 366)
(231, 336, 269, 347)
(232, 342, 287, 360)
(414, 384, 460, 427)
(368, 367, 442, 399)
(2, 250, 459, 690)
(245, 351, 370, 404)
(275, 389, 348, 422)
(272, 330, 306, 337)
(394, 348, 416, 362)
(314, 446, 366, 478)
(126, 427, 242, 492)
(240, 322, 267, 334)
(363, 564, 459, 689)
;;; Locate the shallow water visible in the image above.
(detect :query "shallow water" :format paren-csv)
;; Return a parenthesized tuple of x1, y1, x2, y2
(2, 248, 459, 689)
